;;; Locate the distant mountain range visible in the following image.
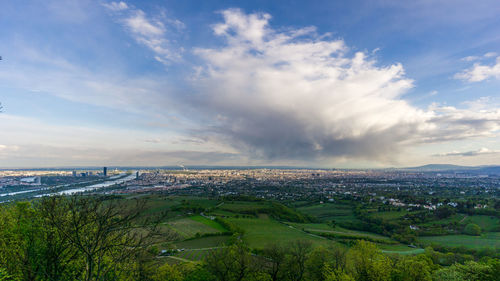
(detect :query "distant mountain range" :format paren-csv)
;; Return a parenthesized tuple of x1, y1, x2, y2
(401, 164, 500, 175)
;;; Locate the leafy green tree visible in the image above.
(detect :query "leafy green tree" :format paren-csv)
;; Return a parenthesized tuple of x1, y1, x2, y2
(463, 224, 481, 236)
(40, 196, 169, 281)
(0, 268, 14, 281)
(0, 202, 47, 280)
(304, 246, 333, 281)
(323, 264, 354, 281)
(261, 243, 287, 281)
(392, 255, 433, 281)
(346, 241, 391, 281)
(432, 267, 463, 281)
(283, 240, 312, 281)
(179, 263, 216, 281)
(205, 241, 262, 281)
(152, 263, 183, 281)
(453, 261, 495, 281)
(435, 206, 455, 219)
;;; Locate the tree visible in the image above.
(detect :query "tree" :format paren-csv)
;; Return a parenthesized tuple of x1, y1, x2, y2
(305, 246, 334, 281)
(262, 243, 287, 281)
(41, 196, 170, 281)
(205, 241, 259, 281)
(432, 267, 464, 281)
(323, 265, 354, 281)
(0, 202, 46, 280)
(454, 261, 495, 281)
(435, 206, 455, 219)
(0, 268, 14, 281)
(152, 263, 183, 281)
(464, 224, 481, 236)
(392, 255, 433, 281)
(284, 240, 312, 281)
(346, 241, 391, 281)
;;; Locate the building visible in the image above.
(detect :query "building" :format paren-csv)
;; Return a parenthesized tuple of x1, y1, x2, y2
(103, 167, 107, 177)
(20, 176, 41, 185)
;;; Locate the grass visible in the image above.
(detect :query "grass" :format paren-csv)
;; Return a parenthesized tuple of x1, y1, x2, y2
(209, 209, 239, 217)
(419, 232, 500, 250)
(369, 211, 407, 221)
(179, 197, 221, 209)
(462, 215, 500, 232)
(227, 217, 335, 249)
(166, 217, 223, 239)
(174, 249, 211, 261)
(190, 215, 227, 232)
(289, 222, 394, 243)
(218, 201, 271, 213)
(173, 235, 231, 249)
(419, 214, 466, 227)
(380, 244, 425, 255)
(297, 202, 360, 223)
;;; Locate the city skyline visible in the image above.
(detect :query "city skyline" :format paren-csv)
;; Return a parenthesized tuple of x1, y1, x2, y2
(1, 0, 500, 168)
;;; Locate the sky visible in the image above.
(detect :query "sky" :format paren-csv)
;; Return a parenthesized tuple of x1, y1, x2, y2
(1, 0, 500, 168)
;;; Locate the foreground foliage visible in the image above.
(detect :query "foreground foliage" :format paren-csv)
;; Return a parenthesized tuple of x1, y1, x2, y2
(0, 196, 499, 281)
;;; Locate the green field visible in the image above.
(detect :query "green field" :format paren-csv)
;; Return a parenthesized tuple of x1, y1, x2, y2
(166, 216, 223, 238)
(380, 245, 425, 255)
(126, 196, 500, 256)
(227, 217, 334, 249)
(218, 201, 271, 213)
(170, 235, 231, 261)
(289, 222, 394, 243)
(174, 249, 211, 261)
(179, 197, 221, 209)
(297, 202, 360, 223)
(419, 213, 467, 227)
(419, 232, 500, 250)
(173, 235, 231, 249)
(462, 215, 500, 232)
(190, 215, 227, 232)
(369, 211, 407, 221)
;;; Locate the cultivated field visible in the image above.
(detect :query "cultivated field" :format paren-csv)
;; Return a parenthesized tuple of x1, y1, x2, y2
(419, 232, 500, 250)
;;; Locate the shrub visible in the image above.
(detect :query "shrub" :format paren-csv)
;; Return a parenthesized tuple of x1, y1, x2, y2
(464, 224, 481, 236)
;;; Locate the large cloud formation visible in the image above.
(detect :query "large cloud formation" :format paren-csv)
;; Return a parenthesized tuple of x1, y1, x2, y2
(191, 9, 500, 162)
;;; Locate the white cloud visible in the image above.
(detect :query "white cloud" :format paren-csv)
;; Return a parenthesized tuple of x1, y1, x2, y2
(105, 2, 183, 64)
(455, 56, 500, 82)
(190, 9, 500, 163)
(484, 52, 497, 58)
(125, 10, 164, 36)
(461, 96, 499, 111)
(434, 147, 500, 157)
(102, 1, 128, 12)
(462, 56, 479, 62)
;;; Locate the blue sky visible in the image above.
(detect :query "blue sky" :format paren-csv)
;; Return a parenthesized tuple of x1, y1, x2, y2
(1, 0, 500, 168)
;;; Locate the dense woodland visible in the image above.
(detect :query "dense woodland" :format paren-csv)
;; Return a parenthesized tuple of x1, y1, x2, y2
(0, 196, 499, 281)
